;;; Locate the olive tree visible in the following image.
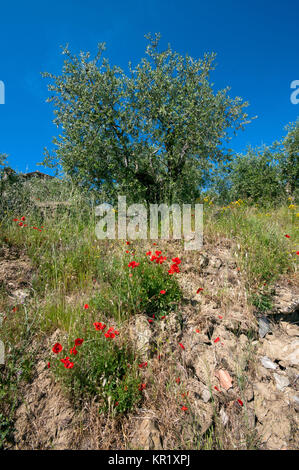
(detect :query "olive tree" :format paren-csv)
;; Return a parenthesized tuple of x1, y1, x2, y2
(42, 33, 250, 204)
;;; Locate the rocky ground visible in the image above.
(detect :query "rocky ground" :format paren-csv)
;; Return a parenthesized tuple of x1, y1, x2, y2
(1, 239, 298, 450)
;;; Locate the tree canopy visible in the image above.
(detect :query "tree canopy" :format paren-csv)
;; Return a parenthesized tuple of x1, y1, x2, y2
(43, 33, 251, 204)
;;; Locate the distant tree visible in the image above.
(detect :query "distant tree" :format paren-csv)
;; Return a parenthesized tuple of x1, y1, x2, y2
(280, 120, 299, 195)
(225, 145, 284, 205)
(42, 33, 250, 204)
(0, 153, 8, 169)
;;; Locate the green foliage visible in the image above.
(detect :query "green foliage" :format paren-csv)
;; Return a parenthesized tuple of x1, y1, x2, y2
(92, 250, 182, 322)
(0, 309, 36, 449)
(0, 153, 8, 168)
(212, 120, 299, 206)
(280, 120, 299, 195)
(51, 332, 141, 414)
(250, 292, 273, 313)
(226, 145, 284, 205)
(42, 33, 250, 204)
(205, 205, 293, 285)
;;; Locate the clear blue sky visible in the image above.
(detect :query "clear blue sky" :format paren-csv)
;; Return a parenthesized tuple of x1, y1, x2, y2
(0, 0, 298, 174)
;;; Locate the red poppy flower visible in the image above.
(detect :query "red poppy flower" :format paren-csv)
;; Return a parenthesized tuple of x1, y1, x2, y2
(126, 241, 130, 245)
(70, 346, 78, 355)
(12, 306, 17, 312)
(160, 290, 166, 294)
(148, 319, 153, 323)
(181, 406, 188, 411)
(237, 399, 243, 406)
(13, 218, 19, 221)
(150, 255, 157, 262)
(138, 362, 148, 368)
(21, 216, 26, 221)
(176, 377, 180, 384)
(146, 251, 152, 256)
(128, 261, 139, 268)
(296, 251, 299, 256)
(168, 264, 180, 274)
(18, 222, 23, 226)
(126, 250, 129, 253)
(52, 343, 63, 354)
(115, 401, 119, 406)
(172, 257, 181, 265)
(105, 327, 116, 338)
(218, 316, 223, 319)
(214, 337, 220, 343)
(196, 288, 203, 293)
(84, 304, 89, 309)
(285, 234, 290, 238)
(47, 362, 50, 368)
(214, 386, 220, 392)
(61, 357, 74, 369)
(155, 250, 162, 256)
(105, 332, 115, 338)
(138, 383, 146, 391)
(195, 329, 200, 333)
(178, 343, 185, 350)
(60, 356, 69, 363)
(93, 322, 106, 331)
(74, 338, 84, 346)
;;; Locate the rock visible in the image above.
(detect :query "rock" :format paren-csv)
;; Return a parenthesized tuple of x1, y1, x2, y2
(245, 385, 254, 402)
(201, 388, 211, 403)
(193, 401, 213, 434)
(253, 381, 275, 401)
(254, 395, 269, 423)
(261, 337, 299, 366)
(210, 257, 222, 269)
(129, 316, 153, 360)
(220, 407, 229, 426)
(273, 373, 290, 391)
(280, 322, 299, 337)
(10, 289, 30, 303)
(215, 369, 233, 391)
(256, 407, 291, 450)
(134, 418, 163, 450)
(199, 254, 209, 269)
(193, 350, 216, 386)
(259, 316, 272, 338)
(291, 395, 299, 411)
(260, 356, 277, 370)
(271, 285, 299, 316)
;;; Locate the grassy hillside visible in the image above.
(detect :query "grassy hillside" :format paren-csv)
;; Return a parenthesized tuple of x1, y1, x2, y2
(0, 181, 298, 449)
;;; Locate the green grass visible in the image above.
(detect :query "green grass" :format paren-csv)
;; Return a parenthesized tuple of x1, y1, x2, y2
(50, 328, 142, 414)
(0, 180, 298, 449)
(205, 202, 298, 287)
